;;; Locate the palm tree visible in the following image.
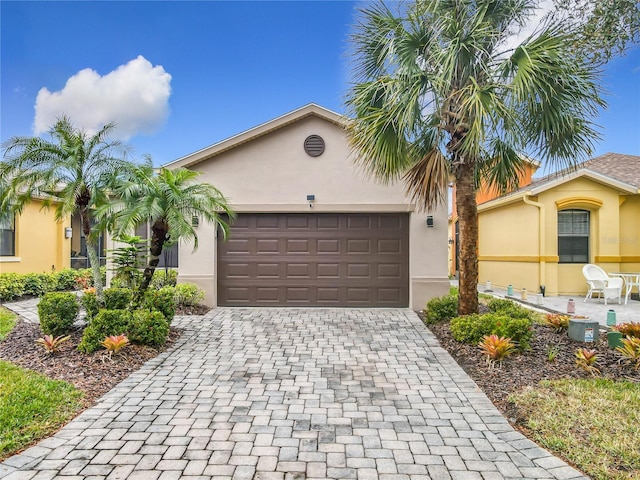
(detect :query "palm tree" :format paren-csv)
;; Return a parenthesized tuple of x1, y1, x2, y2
(101, 163, 234, 303)
(1, 117, 134, 297)
(346, 0, 603, 315)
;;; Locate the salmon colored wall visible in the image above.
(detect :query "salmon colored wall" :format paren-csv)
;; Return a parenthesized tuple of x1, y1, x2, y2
(0, 201, 71, 274)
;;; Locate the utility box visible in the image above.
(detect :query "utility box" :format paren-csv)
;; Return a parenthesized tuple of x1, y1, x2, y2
(568, 319, 599, 343)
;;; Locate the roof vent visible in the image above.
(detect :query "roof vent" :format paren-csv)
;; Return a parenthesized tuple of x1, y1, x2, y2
(304, 135, 325, 157)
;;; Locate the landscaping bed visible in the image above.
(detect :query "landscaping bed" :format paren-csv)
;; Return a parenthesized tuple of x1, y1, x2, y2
(427, 319, 640, 415)
(0, 319, 181, 408)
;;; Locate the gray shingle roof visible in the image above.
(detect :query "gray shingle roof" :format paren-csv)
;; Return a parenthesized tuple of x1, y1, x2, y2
(529, 152, 640, 190)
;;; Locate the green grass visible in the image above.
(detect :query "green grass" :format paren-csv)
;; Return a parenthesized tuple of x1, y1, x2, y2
(509, 378, 640, 480)
(0, 360, 84, 460)
(0, 307, 17, 341)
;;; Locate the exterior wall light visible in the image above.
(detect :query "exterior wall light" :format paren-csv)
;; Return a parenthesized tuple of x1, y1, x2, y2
(426, 216, 434, 227)
(64, 227, 73, 239)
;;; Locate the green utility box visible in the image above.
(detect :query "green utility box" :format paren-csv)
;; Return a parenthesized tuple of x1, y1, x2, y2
(568, 319, 599, 343)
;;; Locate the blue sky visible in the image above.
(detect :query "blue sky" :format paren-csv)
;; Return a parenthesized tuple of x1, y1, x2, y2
(2, 1, 639, 168)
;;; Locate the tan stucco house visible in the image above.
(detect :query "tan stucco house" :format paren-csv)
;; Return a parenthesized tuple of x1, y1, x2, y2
(158, 104, 449, 308)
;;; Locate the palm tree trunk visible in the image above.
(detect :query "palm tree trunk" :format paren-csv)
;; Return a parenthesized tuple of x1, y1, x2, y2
(455, 161, 479, 315)
(80, 207, 104, 298)
(133, 221, 168, 305)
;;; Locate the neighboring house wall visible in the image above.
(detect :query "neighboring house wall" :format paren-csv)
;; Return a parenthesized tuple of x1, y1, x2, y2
(477, 174, 640, 296)
(0, 201, 71, 274)
(164, 106, 450, 308)
(449, 160, 539, 277)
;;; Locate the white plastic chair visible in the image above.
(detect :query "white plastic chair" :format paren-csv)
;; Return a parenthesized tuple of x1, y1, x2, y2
(582, 264, 623, 305)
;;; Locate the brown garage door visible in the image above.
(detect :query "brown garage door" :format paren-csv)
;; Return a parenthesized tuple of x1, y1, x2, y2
(217, 213, 409, 307)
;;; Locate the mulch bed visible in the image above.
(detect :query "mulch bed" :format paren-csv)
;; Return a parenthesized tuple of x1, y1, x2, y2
(423, 315, 640, 424)
(0, 320, 181, 407)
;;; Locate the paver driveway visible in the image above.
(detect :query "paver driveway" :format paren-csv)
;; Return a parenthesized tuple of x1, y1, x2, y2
(1, 308, 586, 480)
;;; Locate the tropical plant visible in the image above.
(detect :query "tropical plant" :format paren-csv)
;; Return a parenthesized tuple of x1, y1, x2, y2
(98, 163, 233, 303)
(101, 335, 130, 355)
(346, 0, 603, 315)
(35, 334, 71, 354)
(109, 234, 146, 289)
(575, 348, 600, 376)
(615, 336, 640, 370)
(544, 313, 571, 332)
(479, 334, 516, 366)
(0, 117, 135, 297)
(614, 322, 640, 339)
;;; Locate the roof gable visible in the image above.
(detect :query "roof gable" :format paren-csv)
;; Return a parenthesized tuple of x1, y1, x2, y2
(162, 104, 346, 170)
(478, 153, 640, 210)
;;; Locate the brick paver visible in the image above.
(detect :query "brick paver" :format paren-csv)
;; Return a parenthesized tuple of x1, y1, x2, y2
(0, 308, 588, 479)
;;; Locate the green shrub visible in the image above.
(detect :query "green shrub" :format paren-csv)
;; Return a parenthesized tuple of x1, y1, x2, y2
(424, 295, 458, 324)
(174, 283, 204, 306)
(81, 291, 102, 321)
(450, 314, 496, 344)
(487, 298, 532, 320)
(23, 273, 57, 297)
(150, 270, 178, 289)
(54, 269, 79, 291)
(78, 309, 132, 353)
(130, 309, 170, 346)
(494, 316, 534, 350)
(103, 288, 132, 310)
(0, 273, 26, 301)
(450, 312, 533, 351)
(144, 287, 176, 324)
(37, 292, 79, 336)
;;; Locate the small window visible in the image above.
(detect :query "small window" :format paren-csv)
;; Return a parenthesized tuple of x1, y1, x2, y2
(135, 222, 178, 268)
(0, 216, 15, 256)
(558, 210, 589, 264)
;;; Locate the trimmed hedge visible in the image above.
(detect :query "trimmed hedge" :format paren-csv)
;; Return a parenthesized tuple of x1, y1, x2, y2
(424, 294, 458, 324)
(37, 292, 79, 336)
(0, 267, 105, 302)
(144, 287, 176, 324)
(78, 309, 132, 353)
(129, 309, 170, 346)
(450, 312, 534, 350)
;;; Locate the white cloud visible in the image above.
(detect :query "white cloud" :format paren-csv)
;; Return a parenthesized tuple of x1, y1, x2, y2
(34, 55, 172, 139)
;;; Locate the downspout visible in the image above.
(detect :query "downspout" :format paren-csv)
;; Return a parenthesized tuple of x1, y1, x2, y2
(523, 194, 545, 293)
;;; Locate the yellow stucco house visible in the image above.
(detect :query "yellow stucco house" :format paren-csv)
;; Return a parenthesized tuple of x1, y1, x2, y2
(0, 200, 105, 275)
(477, 153, 640, 296)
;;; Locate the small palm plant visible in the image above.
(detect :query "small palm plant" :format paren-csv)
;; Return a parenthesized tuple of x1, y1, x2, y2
(98, 162, 234, 304)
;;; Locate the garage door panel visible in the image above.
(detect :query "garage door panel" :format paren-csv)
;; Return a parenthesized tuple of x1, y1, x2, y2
(256, 239, 279, 253)
(317, 239, 340, 253)
(255, 263, 280, 278)
(347, 215, 371, 229)
(347, 239, 371, 254)
(286, 239, 310, 253)
(286, 263, 311, 278)
(317, 263, 340, 278)
(218, 213, 409, 307)
(347, 264, 371, 278)
(378, 263, 401, 279)
(317, 215, 340, 229)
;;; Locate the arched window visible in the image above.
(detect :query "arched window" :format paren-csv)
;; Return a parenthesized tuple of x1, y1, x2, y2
(558, 209, 589, 264)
